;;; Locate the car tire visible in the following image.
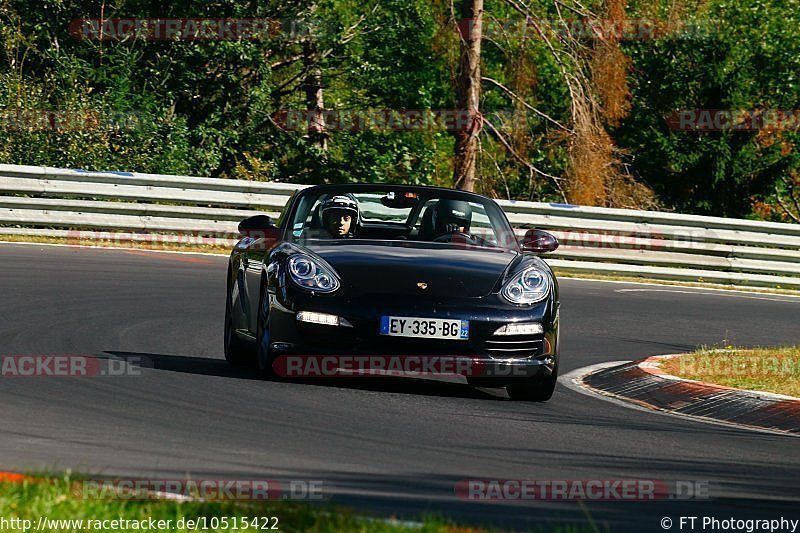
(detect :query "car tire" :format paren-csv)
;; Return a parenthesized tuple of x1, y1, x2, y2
(505, 361, 558, 402)
(256, 282, 277, 379)
(224, 285, 253, 366)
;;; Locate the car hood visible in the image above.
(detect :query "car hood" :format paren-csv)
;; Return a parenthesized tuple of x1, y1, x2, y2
(305, 240, 519, 298)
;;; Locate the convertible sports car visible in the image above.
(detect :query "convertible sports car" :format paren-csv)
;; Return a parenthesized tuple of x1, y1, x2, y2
(224, 184, 561, 401)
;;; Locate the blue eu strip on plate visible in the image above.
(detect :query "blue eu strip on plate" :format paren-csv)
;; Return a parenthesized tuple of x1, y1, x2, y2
(380, 315, 390, 334)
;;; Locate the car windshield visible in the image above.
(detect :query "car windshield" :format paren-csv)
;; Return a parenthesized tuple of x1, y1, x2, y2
(287, 188, 518, 251)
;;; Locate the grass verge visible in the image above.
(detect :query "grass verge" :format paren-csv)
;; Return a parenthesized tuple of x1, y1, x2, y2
(0, 474, 597, 533)
(0, 234, 231, 255)
(0, 474, 443, 533)
(659, 346, 800, 398)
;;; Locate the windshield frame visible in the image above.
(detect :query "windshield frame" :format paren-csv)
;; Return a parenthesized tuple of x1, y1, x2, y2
(283, 184, 520, 252)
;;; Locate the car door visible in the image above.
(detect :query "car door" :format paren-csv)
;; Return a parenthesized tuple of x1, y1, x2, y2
(243, 240, 269, 334)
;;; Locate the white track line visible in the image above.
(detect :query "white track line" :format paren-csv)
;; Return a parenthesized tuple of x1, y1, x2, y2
(560, 276, 800, 299)
(614, 288, 800, 303)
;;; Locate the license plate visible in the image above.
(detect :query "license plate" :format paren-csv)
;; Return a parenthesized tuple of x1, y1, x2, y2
(380, 316, 469, 340)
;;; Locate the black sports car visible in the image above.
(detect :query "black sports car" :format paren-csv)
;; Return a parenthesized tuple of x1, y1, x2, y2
(224, 184, 561, 401)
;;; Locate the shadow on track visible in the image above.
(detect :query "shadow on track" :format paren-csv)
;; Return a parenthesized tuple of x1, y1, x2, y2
(103, 351, 508, 401)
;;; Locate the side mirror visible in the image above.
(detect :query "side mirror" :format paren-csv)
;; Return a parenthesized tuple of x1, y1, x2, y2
(238, 215, 280, 240)
(520, 229, 559, 254)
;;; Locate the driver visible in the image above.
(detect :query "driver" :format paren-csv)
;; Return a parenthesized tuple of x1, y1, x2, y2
(432, 199, 472, 240)
(320, 195, 360, 238)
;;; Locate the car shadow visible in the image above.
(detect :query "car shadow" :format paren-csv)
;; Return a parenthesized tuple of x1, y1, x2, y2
(103, 351, 509, 401)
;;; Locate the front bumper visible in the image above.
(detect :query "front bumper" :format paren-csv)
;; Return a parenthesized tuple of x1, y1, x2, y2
(267, 285, 559, 380)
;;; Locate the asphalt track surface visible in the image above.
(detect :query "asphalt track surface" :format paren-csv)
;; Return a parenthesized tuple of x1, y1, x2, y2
(2, 242, 800, 532)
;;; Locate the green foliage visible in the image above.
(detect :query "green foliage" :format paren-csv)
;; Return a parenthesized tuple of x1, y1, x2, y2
(619, 0, 800, 218)
(0, 474, 474, 532)
(0, 0, 798, 219)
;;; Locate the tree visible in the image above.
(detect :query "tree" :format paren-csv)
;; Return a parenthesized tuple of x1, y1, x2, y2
(452, 0, 484, 191)
(618, 0, 800, 219)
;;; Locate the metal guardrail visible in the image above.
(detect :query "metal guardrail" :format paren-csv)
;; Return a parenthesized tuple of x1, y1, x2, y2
(1, 163, 799, 289)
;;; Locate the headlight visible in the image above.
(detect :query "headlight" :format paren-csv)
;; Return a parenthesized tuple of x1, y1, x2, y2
(288, 254, 340, 293)
(501, 266, 550, 305)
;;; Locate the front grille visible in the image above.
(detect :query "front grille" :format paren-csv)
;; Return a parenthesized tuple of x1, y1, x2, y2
(484, 335, 544, 359)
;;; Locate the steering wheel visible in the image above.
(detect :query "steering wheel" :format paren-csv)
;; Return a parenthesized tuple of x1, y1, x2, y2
(433, 231, 477, 244)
